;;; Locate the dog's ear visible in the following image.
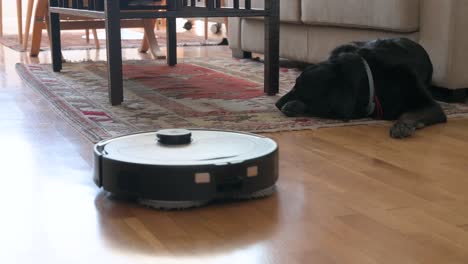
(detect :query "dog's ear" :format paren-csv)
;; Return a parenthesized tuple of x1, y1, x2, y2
(329, 42, 364, 59)
(329, 53, 366, 120)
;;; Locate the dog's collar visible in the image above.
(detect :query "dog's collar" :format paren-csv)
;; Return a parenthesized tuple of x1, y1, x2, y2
(361, 58, 376, 116)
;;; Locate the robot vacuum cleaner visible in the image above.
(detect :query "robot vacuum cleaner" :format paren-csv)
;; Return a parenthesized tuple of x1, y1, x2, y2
(93, 129, 278, 209)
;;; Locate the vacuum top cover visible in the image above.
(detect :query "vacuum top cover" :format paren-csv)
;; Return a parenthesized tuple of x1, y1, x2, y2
(94, 129, 279, 209)
(100, 129, 277, 166)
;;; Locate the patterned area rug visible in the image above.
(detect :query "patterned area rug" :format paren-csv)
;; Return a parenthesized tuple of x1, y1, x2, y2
(0, 29, 224, 52)
(16, 57, 468, 143)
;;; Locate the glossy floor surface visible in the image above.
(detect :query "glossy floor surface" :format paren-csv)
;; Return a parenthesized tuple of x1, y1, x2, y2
(1, 28, 468, 263)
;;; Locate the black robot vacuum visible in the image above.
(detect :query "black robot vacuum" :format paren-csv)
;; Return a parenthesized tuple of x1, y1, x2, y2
(93, 129, 279, 209)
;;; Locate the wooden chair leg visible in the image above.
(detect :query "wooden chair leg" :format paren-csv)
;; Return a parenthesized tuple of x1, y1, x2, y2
(224, 17, 228, 34)
(92, 28, 99, 49)
(44, 7, 51, 47)
(0, 0, 3, 36)
(204, 17, 208, 41)
(23, 0, 35, 49)
(17, 0, 23, 43)
(85, 29, 90, 43)
(30, 0, 48, 57)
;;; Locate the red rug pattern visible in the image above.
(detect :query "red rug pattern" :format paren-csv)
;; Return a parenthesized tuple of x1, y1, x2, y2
(16, 57, 468, 143)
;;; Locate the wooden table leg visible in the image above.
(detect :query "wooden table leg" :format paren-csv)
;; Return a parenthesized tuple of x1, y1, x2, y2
(264, 0, 279, 95)
(165, 0, 177, 66)
(49, 8, 62, 72)
(105, 0, 123, 105)
(166, 16, 177, 66)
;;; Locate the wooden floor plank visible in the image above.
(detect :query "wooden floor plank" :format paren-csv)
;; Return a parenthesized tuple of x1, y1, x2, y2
(1, 32, 468, 263)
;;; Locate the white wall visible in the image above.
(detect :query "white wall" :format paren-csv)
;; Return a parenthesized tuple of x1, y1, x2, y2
(1, 0, 26, 34)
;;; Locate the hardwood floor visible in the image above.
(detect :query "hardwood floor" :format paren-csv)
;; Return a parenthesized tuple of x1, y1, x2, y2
(1, 36, 468, 264)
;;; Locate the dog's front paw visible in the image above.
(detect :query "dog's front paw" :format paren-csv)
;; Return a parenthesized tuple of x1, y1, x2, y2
(390, 122, 416, 139)
(280, 100, 306, 117)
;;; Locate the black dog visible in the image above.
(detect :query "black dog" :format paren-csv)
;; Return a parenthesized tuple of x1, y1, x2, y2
(276, 38, 447, 138)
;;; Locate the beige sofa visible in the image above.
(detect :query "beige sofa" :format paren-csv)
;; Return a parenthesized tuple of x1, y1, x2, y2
(227, 0, 468, 99)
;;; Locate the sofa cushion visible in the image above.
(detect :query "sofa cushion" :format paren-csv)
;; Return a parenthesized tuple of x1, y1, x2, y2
(301, 0, 420, 33)
(306, 27, 418, 63)
(226, 0, 301, 23)
(241, 19, 309, 62)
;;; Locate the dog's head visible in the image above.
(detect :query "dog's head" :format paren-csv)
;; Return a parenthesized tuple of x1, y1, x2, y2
(276, 53, 369, 120)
